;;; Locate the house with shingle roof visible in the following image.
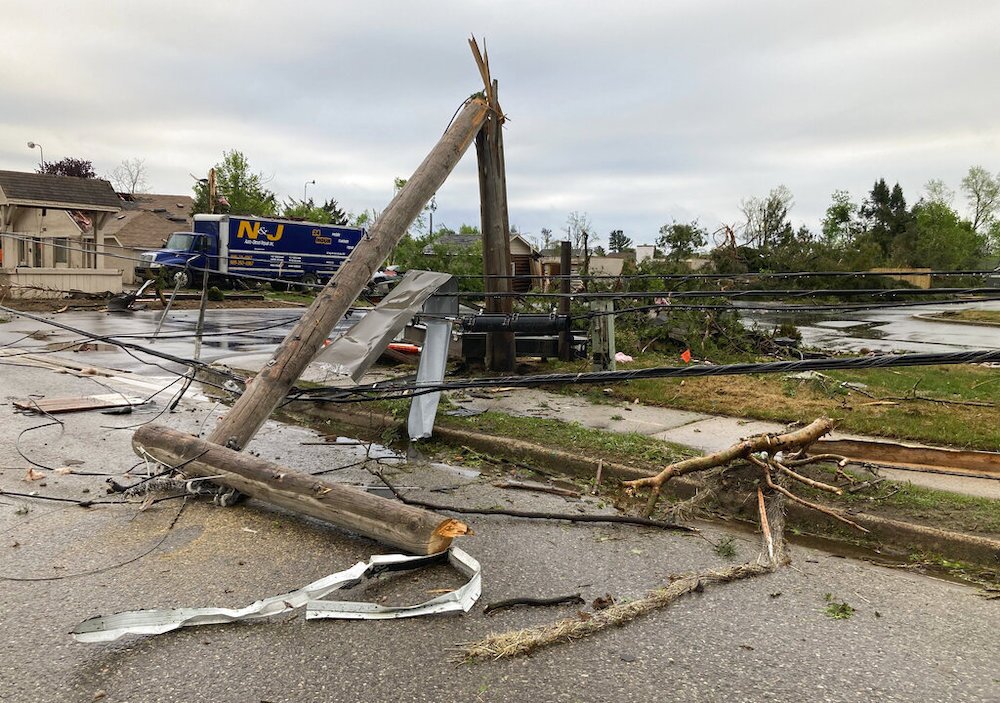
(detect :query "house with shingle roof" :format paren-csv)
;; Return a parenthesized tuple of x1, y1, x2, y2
(0, 169, 195, 295)
(103, 193, 193, 283)
(0, 170, 123, 297)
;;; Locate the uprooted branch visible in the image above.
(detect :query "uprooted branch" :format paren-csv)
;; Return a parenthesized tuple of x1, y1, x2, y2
(622, 418, 865, 531)
(457, 480, 789, 661)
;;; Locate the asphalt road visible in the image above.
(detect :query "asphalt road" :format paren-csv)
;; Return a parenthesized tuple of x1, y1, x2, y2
(1, 364, 998, 703)
(751, 300, 1000, 353)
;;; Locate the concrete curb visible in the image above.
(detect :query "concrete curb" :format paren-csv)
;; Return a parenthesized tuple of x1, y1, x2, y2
(912, 313, 1000, 328)
(284, 402, 1000, 567)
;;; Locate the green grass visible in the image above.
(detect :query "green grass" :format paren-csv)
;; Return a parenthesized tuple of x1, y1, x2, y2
(440, 410, 693, 467)
(928, 310, 1000, 326)
(545, 357, 999, 450)
(264, 290, 316, 304)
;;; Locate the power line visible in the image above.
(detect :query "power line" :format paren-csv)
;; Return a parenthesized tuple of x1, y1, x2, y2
(290, 348, 1000, 403)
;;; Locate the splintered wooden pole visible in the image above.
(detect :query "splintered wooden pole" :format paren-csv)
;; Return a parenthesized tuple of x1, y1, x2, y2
(134, 425, 467, 555)
(204, 97, 489, 452)
(471, 38, 515, 372)
(476, 84, 516, 371)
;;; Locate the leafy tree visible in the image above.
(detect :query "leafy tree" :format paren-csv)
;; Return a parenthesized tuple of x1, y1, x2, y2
(390, 225, 484, 292)
(192, 150, 277, 216)
(658, 220, 707, 262)
(608, 229, 633, 252)
(38, 157, 96, 179)
(109, 157, 149, 194)
(910, 201, 985, 269)
(281, 197, 332, 223)
(960, 166, 1000, 234)
(821, 190, 858, 245)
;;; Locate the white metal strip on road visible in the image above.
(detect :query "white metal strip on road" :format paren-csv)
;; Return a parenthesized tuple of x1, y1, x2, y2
(71, 547, 480, 643)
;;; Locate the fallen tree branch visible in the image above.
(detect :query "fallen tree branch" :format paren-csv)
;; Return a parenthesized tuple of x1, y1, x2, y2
(457, 479, 786, 661)
(623, 418, 836, 515)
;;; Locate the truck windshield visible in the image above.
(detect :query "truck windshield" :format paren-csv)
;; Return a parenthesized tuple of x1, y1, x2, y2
(165, 233, 198, 251)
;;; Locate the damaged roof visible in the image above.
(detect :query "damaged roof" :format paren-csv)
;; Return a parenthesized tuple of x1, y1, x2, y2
(0, 170, 121, 211)
(101, 193, 193, 249)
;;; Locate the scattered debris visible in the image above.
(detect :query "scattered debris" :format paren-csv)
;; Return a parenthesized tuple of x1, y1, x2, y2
(492, 479, 580, 498)
(72, 548, 480, 642)
(13, 394, 145, 415)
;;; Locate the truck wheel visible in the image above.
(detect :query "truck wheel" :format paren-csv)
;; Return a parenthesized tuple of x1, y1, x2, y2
(171, 269, 190, 289)
(299, 273, 319, 292)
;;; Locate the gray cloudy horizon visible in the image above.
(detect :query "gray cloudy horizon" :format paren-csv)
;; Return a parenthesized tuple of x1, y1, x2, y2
(2, 0, 998, 247)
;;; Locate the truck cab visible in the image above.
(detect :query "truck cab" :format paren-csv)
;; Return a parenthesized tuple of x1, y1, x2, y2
(136, 231, 218, 287)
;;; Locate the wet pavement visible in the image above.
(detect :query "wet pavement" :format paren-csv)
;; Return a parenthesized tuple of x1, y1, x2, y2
(749, 300, 1000, 353)
(1, 364, 999, 702)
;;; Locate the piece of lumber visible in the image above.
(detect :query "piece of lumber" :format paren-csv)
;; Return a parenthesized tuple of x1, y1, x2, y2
(133, 424, 467, 555)
(14, 394, 144, 414)
(204, 97, 490, 452)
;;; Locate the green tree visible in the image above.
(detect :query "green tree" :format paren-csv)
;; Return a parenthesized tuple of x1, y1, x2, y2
(608, 229, 633, 252)
(38, 157, 96, 179)
(910, 201, 985, 269)
(821, 190, 858, 245)
(192, 150, 277, 216)
(658, 220, 707, 262)
(321, 198, 349, 225)
(859, 179, 911, 260)
(281, 197, 332, 223)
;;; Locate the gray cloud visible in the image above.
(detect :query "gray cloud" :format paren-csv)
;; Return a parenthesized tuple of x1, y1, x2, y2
(2, 0, 998, 247)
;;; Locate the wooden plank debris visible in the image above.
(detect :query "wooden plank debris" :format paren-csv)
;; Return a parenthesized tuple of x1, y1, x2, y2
(14, 393, 145, 414)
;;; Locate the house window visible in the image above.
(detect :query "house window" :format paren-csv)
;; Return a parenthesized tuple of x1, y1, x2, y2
(53, 238, 69, 265)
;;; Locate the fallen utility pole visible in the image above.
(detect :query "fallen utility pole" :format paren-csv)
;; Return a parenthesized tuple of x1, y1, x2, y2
(134, 94, 490, 551)
(133, 425, 467, 554)
(204, 96, 489, 453)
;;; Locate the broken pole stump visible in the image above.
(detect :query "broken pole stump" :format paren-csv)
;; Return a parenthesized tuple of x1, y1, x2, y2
(557, 241, 573, 361)
(204, 96, 490, 453)
(133, 424, 467, 555)
(476, 78, 516, 372)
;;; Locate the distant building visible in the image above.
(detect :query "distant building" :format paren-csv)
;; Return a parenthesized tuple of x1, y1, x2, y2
(0, 170, 122, 297)
(634, 244, 657, 264)
(421, 230, 540, 292)
(103, 193, 193, 284)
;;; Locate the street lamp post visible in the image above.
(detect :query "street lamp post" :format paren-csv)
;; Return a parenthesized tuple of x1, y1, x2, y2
(304, 179, 315, 202)
(27, 141, 44, 169)
(428, 195, 437, 236)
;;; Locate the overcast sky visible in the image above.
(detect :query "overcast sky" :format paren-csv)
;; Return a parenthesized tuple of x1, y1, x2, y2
(2, 1, 999, 246)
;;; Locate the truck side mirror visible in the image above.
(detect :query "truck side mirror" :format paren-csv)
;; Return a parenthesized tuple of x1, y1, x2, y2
(161, 239, 167, 246)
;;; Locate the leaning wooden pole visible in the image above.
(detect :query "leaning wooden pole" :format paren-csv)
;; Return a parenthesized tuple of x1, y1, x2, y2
(206, 96, 490, 452)
(133, 425, 467, 555)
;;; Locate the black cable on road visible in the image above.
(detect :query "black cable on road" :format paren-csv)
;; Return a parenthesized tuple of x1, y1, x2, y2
(0, 304, 243, 383)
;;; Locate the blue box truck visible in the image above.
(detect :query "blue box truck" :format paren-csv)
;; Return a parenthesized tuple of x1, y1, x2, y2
(136, 214, 366, 288)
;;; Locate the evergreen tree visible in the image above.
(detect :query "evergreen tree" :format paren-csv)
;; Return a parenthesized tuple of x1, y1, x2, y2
(608, 229, 633, 252)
